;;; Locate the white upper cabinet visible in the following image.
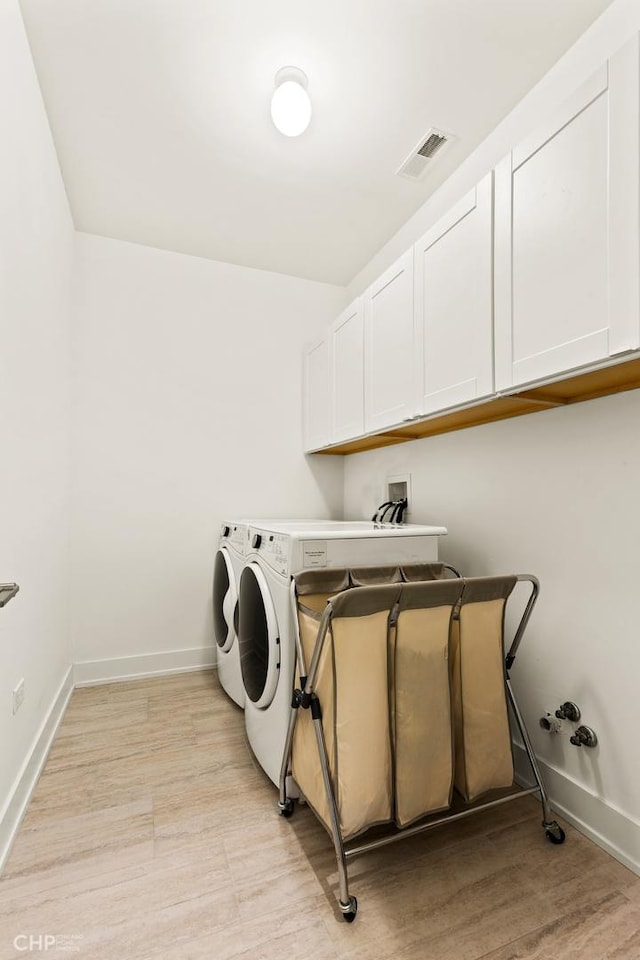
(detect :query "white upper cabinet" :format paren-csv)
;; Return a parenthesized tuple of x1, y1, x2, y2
(303, 336, 330, 452)
(495, 36, 640, 392)
(330, 297, 365, 443)
(364, 250, 416, 432)
(414, 173, 494, 415)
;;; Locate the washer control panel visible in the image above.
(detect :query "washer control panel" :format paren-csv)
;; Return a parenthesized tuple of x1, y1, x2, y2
(221, 523, 246, 554)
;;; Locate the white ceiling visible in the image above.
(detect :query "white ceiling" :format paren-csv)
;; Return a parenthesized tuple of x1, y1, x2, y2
(20, 0, 615, 285)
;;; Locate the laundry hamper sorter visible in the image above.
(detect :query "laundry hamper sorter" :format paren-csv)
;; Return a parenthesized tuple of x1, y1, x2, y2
(278, 569, 565, 922)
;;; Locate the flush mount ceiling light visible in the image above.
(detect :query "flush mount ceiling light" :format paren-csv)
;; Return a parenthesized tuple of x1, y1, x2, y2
(270, 66, 312, 137)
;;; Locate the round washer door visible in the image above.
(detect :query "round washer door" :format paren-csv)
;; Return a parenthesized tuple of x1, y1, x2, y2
(238, 562, 280, 708)
(212, 548, 237, 653)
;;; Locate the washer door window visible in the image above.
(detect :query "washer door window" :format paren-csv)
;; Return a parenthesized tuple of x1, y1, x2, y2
(212, 548, 237, 653)
(239, 562, 280, 708)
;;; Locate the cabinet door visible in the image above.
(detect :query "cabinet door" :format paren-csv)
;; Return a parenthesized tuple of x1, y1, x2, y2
(415, 173, 493, 415)
(303, 336, 330, 452)
(330, 297, 365, 443)
(364, 250, 416, 432)
(495, 36, 640, 392)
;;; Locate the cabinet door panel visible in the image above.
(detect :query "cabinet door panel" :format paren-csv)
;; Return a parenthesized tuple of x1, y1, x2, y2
(512, 65, 607, 169)
(415, 174, 493, 416)
(512, 94, 609, 380)
(303, 337, 330, 452)
(495, 37, 640, 391)
(364, 250, 415, 432)
(330, 298, 364, 443)
(609, 36, 640, 355)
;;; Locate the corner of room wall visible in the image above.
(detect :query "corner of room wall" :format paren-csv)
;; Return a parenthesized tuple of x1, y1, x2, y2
(0, 0, 75, 871)
(69, 233, 346, 671)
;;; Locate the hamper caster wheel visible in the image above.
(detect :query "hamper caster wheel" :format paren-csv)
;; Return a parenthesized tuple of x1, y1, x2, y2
(544, 822, 566, 845)
(278, 799, 294, 819)
(341, 896, 358, 923)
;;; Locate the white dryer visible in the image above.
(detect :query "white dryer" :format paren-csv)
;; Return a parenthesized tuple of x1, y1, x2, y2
(237, 521, 447, 788)
(212, 521, 247, 708)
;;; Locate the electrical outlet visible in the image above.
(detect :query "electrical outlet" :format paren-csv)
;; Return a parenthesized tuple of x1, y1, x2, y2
(13, 679, 25, 715)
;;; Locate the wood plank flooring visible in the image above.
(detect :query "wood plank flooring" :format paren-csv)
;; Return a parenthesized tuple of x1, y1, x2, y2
(1, 670, 639, 959)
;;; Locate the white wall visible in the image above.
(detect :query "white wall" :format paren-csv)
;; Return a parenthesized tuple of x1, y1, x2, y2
(344, 393, 640, 868)
(0, 0, 74, 860)
(347, 0, 640, 299)
(70, 234, 345, 678)
(340, 0, 640, 873)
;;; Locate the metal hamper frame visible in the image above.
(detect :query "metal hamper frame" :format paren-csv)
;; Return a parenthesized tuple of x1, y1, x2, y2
(277, 571, 564, 922)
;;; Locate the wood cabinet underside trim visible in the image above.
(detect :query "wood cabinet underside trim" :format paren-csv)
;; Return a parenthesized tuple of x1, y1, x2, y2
(311, 357, 640, 456)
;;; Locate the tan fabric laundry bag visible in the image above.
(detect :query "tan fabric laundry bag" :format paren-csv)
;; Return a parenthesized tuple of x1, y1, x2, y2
(399, 562, 449, 582)
(452, 576, 517, 802)
(291, 578, 400, 841)
(331, 602, 396, 839)
(290, 569, 349, 833)
(393, 579, 464, 828)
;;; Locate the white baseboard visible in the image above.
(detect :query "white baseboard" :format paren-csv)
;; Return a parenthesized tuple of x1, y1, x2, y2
(513, 742, 640, 877)
(0, 665, 74, 874)
(73, 646, 216, 686)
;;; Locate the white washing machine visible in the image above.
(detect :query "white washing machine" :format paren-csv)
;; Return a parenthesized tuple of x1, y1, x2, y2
(212, 518, 314, 706)
(212, 521, 247, 708)
(237, 520, 448, 788)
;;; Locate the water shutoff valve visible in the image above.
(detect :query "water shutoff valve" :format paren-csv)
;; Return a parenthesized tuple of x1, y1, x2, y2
(555, 701, 581, 723)
(569, 725, 598, 748)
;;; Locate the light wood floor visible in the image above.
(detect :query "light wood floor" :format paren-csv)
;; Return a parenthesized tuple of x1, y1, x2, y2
(1, 670, 639, 959)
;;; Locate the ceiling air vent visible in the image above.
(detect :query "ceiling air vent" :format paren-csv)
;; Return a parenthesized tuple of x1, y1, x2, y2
(397, 128, 451, 181)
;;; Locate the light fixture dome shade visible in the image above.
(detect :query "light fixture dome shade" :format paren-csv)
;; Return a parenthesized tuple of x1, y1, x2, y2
(271, 67, 311, 137)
